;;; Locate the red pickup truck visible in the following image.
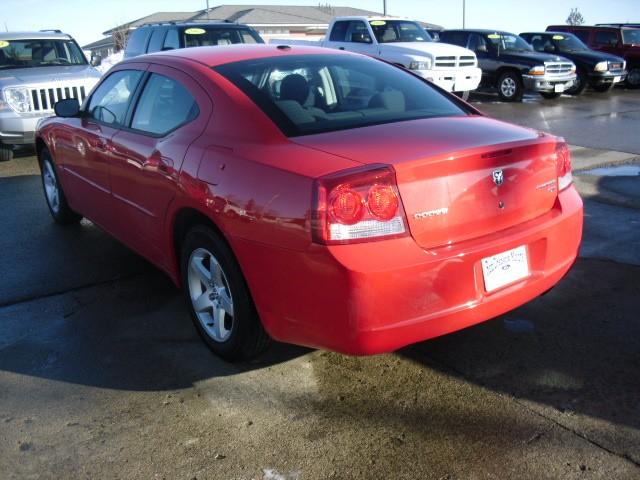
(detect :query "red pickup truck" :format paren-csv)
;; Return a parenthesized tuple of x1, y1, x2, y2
(547, 24, 640, 88)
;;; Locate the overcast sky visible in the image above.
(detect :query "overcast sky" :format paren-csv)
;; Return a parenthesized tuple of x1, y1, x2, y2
(2, 0, 638, 47)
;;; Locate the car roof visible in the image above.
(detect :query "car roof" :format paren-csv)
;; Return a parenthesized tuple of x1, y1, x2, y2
(138, 21, 253, 29)
(521, 31, 576, 36)
(130, 44, 353, 68)
(443, 29, 516, 35)
(0, 31, 72, 41)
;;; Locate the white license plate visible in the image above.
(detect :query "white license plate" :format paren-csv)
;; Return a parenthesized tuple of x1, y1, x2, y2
(481, 245, 529, 292)
(554, 84, 565, 93)
(614, 76, 621, 83)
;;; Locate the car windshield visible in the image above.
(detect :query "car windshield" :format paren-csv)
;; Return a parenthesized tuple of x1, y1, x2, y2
(622, 29, 640, 45)
(0, 38, 87, 69)
(182, 26, 263, 47)
(369, 20, 432, 43)
(214, 54, 467, 137)
(551, 33, 589, 52)
(486, 33, 532, 52)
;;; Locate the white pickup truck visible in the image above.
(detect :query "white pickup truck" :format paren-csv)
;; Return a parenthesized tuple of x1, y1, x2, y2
(271, 16, 482, 99)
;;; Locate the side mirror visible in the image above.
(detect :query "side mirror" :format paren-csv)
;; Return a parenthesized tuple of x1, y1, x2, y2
(609, 38, 619, 47)
(476, 44, 488, 53)
(90, 55, 102, 67)
(54, 98, 80, 118)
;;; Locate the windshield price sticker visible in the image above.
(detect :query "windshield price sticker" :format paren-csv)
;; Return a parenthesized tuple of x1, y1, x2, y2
(552, 35, 565, 40)
(0, 41, 9, 48)
(487, 33, 500, 39)
(185, 28, 206, 35)
(370, 20, 386, 26)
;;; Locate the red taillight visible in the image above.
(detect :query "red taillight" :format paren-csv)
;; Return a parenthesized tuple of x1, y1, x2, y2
(367, 184, 399, 221)
(312, 165, 408, 245)
(556, 140, 573, 191)
(328, 187, 364, 225)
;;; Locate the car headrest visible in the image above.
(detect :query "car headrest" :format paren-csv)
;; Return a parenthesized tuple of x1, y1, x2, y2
(280, 74, 309, 104)
(368, 90, 406, 112)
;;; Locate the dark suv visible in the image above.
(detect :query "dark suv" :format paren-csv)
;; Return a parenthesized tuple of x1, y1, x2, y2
(520, 32, 626, 94)
(547, 25, 640, 88)
(123, 22, 263, 59)
(440, 29, 576, 101)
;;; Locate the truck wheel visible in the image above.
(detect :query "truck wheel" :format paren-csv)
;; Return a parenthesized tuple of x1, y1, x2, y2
(181, 225, 271, 361)
(540, 92, 561, 99)
(454, 91, 470, 101)
(625, 68, 640, 89)
(0, 144, 13, 162)
(497, 71, 523, 102)
(566, 69, 587, 95)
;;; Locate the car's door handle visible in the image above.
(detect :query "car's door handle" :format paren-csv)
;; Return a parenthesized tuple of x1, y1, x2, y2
(143, 151, 174, 173)
(94, 138, 108, 151)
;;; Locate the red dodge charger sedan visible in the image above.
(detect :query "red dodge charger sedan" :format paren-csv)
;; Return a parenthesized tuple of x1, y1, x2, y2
(36, 45, 583, 360)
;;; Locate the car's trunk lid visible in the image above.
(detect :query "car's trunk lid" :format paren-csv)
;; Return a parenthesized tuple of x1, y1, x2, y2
(293, 116, 559, 249)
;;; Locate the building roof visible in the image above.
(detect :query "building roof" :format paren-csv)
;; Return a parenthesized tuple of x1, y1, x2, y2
(104, 5, 382, 34)
(83, 36, 115, 50)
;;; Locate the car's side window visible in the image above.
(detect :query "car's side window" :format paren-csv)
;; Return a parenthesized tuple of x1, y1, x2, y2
(125, 28, 151, 57)
(441, 32, 468, 48)
(346, 21, 372, 43)
(130, 73, 199, 135)
(329, 21, 350, 42)
(594, 30, 618, 46)
(163, 29, 180, 50)
(468, 34, 488, 52)
(147, 28, 167, 53)
(87, 70, 143, 126)
(571, 29, 590, 43)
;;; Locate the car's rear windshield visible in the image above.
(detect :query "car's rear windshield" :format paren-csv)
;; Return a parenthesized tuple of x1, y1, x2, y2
(213, 54, 468, 137)
(0, 38, 87, 69)
(182, 26, 263, 47)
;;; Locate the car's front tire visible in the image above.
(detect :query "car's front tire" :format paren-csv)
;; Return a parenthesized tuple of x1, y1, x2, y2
(566, 69, 587, 95)
(625, 67, 640, 89)
(592, 83, 614, 93)
(454, 91, 470, 101)
(180, 225, 270, 361)
(40, 148, 82, 224)
(497, 71, 523, 102)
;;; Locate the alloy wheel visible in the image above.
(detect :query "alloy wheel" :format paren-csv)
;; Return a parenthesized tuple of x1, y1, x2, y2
(43, 159, 60, 214)
(187, 247, 234, 343)
(500, 77, 517, 98)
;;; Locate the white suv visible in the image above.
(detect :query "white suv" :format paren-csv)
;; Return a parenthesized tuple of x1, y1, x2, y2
(0, 31, 101, 160)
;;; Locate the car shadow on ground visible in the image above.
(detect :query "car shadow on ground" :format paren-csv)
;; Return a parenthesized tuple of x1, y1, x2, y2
(399, 257, 640, 434)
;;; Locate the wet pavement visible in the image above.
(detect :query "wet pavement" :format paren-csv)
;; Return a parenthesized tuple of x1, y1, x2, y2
(471, 88, 640, 155)
(1, 92, 639, 479)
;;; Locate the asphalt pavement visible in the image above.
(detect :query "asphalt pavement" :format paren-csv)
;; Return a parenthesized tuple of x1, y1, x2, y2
(0, 89, 639, 479)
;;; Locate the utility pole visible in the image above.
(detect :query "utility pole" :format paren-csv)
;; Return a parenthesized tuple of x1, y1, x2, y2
(383, 0, 387, 15)
(206, 0, 210, 20)
(462, 0, 466, 28)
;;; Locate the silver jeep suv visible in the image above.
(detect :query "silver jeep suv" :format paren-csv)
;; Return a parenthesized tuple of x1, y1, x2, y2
(0, 31, 101, 160)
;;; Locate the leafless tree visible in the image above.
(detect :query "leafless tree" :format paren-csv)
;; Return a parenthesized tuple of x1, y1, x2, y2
(111, 26, 129, 52)
(566, 8, 585, 26)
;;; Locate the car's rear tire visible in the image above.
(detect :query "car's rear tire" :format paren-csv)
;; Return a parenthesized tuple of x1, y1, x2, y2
(540, 92, 562, 99)
(497, 71, 523, 102)
(566, 69, 587, 95)
(0, 144, 13, 162)
(180, 225, 270, 361)
(592, 83, 614, 93)
(40, 148, 82, 224)
(625, 67, 640, 89)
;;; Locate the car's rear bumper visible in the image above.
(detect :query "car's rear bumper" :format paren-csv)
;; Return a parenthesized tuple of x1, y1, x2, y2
(234, 186, 583, 355)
